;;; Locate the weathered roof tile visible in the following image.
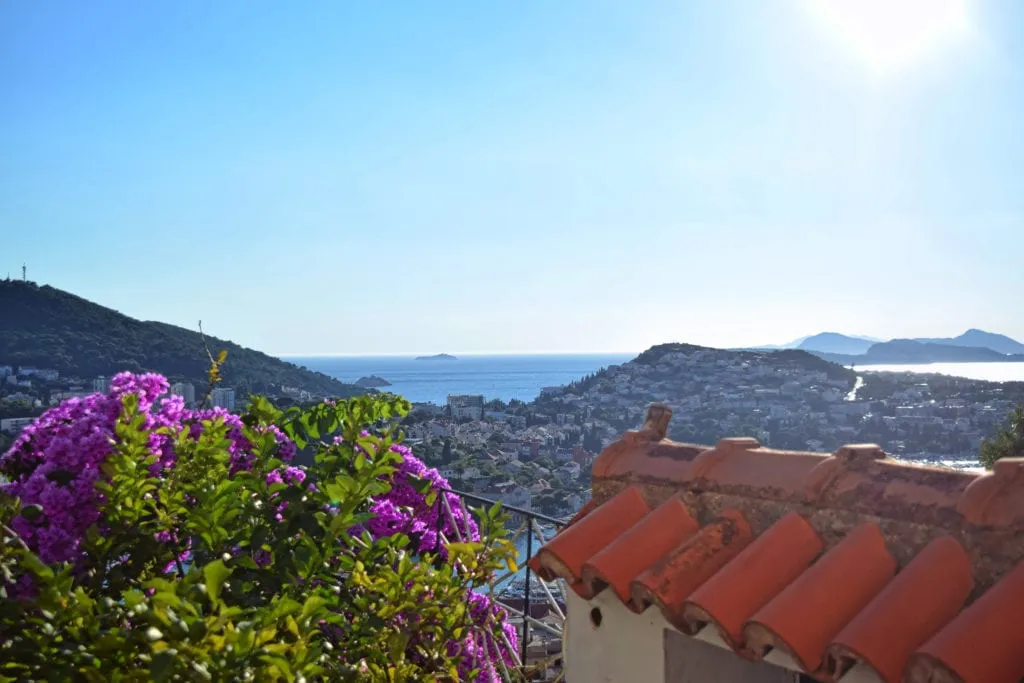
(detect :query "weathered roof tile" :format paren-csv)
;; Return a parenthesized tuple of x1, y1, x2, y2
(908, 559, 1024, 683)
(827, 535, 974, 683)
(630, 509, 754, 632)
(744, 522, 897, 674)
(580, 496, 699, 607)
(681, 511, 823, 650)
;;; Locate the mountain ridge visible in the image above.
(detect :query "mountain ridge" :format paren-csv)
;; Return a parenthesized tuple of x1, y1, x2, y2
(809, 339, 1024, 366)
(753, 329, 1024, 358)
(0, 280, 363, 398)
(913, 329, 1024, 355)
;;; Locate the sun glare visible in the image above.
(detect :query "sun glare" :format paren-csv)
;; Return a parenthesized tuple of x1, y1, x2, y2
(805, 0, 972, 74)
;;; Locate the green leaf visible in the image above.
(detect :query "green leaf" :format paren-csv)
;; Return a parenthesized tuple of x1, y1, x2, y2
(150, 651, 177, 683)
(18, 551, 53, 580)
(299, 595, 327, 623)
(271, 597, 302, 619)
(406, 475, 433, 495)
(203, 560, 232, 606)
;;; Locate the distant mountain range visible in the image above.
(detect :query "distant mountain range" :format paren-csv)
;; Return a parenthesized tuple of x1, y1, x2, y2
(749, 329, 1024, 365)
(0, 281, 363, 398)
(912, 329, 1024, 355)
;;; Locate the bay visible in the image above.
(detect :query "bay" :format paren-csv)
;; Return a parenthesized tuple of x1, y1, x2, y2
(283, 354, 633, 405)
(851, 361, 1024, 383)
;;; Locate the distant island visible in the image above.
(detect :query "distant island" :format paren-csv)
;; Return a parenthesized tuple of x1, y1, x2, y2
(354, 375, 392, 388)
(747, 329, 1024, 364)
(415, 354, 458, 361)
(811, 340, 1024, 366)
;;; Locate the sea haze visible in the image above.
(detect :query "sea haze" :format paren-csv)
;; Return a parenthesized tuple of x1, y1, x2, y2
(282, 354, 634, 405)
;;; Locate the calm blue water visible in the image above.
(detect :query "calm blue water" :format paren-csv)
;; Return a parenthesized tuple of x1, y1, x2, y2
(282, 354, 634, 405)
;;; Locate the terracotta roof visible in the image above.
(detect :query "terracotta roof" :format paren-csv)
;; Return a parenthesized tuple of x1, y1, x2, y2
(529, 404, 1024, 683)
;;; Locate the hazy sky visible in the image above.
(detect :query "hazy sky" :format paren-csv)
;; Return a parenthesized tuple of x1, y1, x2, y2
(2, 1, 1021, 354)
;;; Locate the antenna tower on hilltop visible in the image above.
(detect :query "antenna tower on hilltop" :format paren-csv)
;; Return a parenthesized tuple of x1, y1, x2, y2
(22, 263, 27, 281)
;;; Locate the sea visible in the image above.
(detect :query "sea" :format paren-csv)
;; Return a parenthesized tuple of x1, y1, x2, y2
(285, 355, 1024, 406)
(283, 354, 634, 405)
(851, 361, 1024, 383)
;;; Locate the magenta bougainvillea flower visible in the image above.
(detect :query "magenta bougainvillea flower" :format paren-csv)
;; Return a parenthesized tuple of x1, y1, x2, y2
(0, 372, 516, 681)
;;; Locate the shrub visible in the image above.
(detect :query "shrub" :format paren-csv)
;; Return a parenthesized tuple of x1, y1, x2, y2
(0, 372, 519, 681)
(979, 404, 1024, 469)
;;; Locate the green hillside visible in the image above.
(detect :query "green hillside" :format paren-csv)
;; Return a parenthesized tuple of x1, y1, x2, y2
(0, 280, 361, 398)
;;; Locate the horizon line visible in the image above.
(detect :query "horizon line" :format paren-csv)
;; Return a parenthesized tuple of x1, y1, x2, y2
(276, 350, 642, 358)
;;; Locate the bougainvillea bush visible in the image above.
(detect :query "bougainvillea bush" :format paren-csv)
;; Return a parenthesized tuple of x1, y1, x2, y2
(0, 370, 520, 682)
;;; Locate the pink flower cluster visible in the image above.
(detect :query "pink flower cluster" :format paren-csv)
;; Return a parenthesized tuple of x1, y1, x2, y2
(0, 374, 516, 679)
(366, 442, 480, 553)
(362, 444, 517, 681)
(0, 373, 295, 565)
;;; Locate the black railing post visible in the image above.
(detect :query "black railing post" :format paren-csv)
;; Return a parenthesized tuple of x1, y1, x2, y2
(433, 486, 570, 679)
(522, 522, 532, 670)
(435, 493, 444, 556)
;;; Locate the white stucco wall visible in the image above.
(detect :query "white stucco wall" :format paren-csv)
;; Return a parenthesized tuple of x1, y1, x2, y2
(564, 589, 803, 683)
(564, 588, 669, 683)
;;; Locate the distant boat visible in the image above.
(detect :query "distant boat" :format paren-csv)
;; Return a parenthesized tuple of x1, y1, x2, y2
(415, 353, 458, 361)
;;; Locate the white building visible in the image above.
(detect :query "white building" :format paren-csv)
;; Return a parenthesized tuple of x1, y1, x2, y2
(491, 486, 531, 511)
(0, 417, 36, 434)
(210, 387, 236, 411)
(447, 394, 484, 420)
(50, 390, 90, 405)
(171, 382, 197, 407)
(0, 366, 12, 378)
(93, 377, 112, 394)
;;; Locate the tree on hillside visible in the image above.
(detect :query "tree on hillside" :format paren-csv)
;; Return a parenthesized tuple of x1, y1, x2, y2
(979, 404, 1024, 469)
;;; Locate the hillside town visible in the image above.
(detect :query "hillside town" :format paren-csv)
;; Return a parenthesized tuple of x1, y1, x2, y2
(0, 365, 243, 450)
(399, 345, 1024, 518)
(3, 345, 1023, 519)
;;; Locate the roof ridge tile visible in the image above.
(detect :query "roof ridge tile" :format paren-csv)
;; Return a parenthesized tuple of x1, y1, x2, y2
(957, 457, 1024, 527)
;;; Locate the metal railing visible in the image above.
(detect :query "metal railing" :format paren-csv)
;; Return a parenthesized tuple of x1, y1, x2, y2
(434, 487, 570, 682)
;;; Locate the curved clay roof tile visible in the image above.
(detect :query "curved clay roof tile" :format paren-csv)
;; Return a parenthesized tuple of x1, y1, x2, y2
(826, 535, 974, 683)
(907, 559, 1024, 683)
(629, 509, 754, 632)
(743, 521, 897, 674)
(680, 512, 824, 650)
(580, 496, 699, 608)
(957, 457, 1024, 527)
(526, 486, 649, 597)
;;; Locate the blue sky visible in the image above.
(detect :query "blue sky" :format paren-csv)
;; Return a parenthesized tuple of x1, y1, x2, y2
(2, 0, 1021, 354)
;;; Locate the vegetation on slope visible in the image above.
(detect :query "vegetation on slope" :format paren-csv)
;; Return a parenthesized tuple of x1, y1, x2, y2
(634, 343, 855, 380)
(980, 404, 1024, 468)
(0, 280, 360, 397)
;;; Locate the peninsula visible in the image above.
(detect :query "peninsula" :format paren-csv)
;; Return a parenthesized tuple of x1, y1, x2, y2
(415, 353, 457, 361)
(354, 375, 392, 388)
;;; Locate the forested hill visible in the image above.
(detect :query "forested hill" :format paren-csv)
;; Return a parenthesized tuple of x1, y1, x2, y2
(0, 280, 361, 398)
